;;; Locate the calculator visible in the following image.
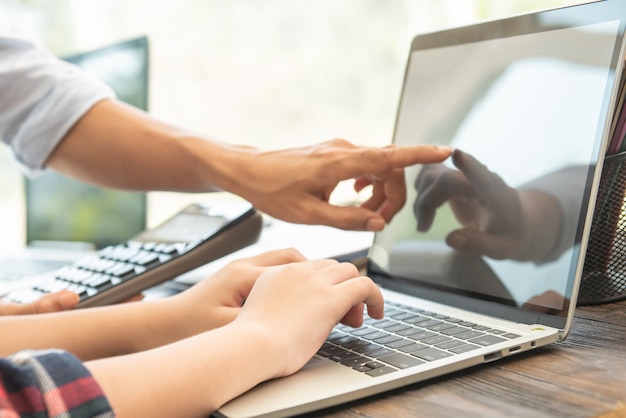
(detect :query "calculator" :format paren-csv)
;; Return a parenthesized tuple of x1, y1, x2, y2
(2, 202, 263, 308)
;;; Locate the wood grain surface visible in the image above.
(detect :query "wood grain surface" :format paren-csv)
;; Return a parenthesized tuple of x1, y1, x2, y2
(303, 300, 626, 418)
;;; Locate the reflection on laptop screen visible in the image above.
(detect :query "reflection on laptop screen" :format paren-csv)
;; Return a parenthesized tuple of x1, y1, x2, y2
(24, 37, 149, 250)
(370, 18, 623, 319)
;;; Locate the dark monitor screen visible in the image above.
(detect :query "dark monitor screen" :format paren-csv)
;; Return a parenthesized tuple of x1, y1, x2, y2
(25, 36, 149, 249)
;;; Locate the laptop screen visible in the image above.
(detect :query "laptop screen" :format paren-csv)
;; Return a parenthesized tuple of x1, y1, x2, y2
(24, 37, 149, 250)
(369, 2, 625, 325)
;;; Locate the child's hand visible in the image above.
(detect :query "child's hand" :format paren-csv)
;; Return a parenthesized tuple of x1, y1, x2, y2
(171, 248, 309, 333)
(234, 256, 384, 378)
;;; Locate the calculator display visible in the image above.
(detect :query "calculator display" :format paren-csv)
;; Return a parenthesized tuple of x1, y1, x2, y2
(133, 212, 227, 244)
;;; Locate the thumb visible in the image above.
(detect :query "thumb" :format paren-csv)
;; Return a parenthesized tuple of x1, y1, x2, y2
(4, 290, 80, 315)
(446, 229, 517, 260)
(310, 202, 386, 232)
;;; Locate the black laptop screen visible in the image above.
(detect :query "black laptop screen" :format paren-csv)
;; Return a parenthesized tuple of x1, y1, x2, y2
(369, 2, 625, 322)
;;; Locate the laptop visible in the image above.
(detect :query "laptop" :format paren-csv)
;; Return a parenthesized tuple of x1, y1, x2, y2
(0, 37, 149, 292)
(215, 1, 626, 417)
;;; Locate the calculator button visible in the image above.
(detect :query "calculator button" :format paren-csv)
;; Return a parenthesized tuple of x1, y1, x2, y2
(157, 254, 172, 263)
(130, 252, 159, 266)
(83, 274, 113, 289)
(5, 288, 47, 304)
(56, 267, 93, 283)
(153, 243, 168, 253)
(157, 244, 179, 255)
(35, 278, 71, 294)
(104, 263, 137, 279)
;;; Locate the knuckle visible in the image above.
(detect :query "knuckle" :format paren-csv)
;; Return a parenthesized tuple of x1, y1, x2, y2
(282, 247, 305, 260)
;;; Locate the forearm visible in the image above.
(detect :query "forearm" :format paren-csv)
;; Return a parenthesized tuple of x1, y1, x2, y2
(45, 98, 453, 231)
(86, 321, 278, 417)
(45, 99, 258, 193)
(518, 189, 563, 263)
(0, 298, 192, 360)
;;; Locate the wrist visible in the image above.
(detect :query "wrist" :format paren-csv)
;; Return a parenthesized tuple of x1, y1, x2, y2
(187, 135, 260, 195)
(186, 320, 284, 412)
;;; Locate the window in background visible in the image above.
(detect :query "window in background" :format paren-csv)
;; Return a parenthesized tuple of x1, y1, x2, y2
(0, 0, 582, 251)
(24, 37, 149, 249)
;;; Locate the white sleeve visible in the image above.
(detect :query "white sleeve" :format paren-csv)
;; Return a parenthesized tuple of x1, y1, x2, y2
(519, 165, 589, 264)
(0, 36, 115, 175)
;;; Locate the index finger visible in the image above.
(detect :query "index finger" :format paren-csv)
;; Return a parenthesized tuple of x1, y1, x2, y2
(362, 145, 453, 172)
(452, 149, 509, 205)
(336, 276, 385, 320)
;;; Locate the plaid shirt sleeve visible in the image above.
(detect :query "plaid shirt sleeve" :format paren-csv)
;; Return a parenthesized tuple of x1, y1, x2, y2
(0, 349, 114, 418)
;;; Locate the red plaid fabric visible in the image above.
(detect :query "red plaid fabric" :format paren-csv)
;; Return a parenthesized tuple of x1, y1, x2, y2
(0, 349, 114, 417)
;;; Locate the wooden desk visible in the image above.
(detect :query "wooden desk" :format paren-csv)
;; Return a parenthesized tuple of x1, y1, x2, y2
(309, 300, 626, 418)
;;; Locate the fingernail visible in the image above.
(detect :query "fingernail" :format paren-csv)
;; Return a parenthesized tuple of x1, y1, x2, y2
(59, 291, 80, 309)
(366, 218, 385, 232)
(447, 232, 468, 249)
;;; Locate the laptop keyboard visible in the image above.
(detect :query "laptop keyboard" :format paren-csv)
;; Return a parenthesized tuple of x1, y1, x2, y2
(317, 301, 522, 377)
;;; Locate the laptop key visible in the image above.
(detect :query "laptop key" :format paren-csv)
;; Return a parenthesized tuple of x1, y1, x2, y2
(321, 345, 351, 357)
(352, 327, 379, 337)
(440, 326, 468, 336)
(365, 366, 397, 377)
(353, 365, 373, 373)
(352, 344, 379, 354)
(367, 347, 395, 358)
(407, 330, 436, 341)
(371, 320, 399, 329)
(385, 339, 415, 349)
(448, 344, 481, 354)
(333, 335, 359, 345)
(403, 315, 431, 325)
(343, 339, 372, 350)
(419, 319, 443, 328)
(397, 327, 425, 337)
(363, 331, 390, 341)
(435, 339, 466, 350)
(327, 331, 345, 341)
(472, 325, 491, 331)
(316, 343, 335, 357)
(411, 347, 454, 361)
(379, 353, 426, 369)
(329, 351, 360, 362)
(384, 323, 412, 333)
(391, 312, 418, 321)
(340, 356, 370, 367)
(455, 330, 486, 340)
(398, 343, 429, 353)
(374, 334, 402, 345)
(468, 335, 506, 346)
(426, 322, 456, 332)
(364, 361, 385, 369)
(420, 335, 451, 345)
